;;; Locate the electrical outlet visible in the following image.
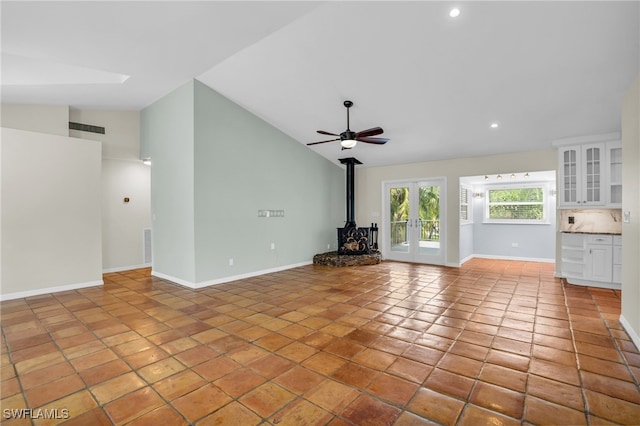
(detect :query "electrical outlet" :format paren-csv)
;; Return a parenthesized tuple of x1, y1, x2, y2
(229, 258, 234, 266)
(568, 216, 575, 224)
(271, 243, 275, 250)
(512, 243, 519, 248)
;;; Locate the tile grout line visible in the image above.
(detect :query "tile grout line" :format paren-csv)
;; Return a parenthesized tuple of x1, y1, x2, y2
(588, 288, 640, 390)
(560, 280, 592, 425)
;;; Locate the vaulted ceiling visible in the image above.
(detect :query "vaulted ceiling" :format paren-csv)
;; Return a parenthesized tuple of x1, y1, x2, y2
(2, 1, 638, 167)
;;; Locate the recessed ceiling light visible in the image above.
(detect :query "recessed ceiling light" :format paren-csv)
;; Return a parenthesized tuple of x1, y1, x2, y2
(449, 8, 461, 18)
(490, 123, 499, 129)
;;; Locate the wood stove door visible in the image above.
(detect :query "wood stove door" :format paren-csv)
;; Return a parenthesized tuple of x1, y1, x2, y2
(384, 179, 445, 265)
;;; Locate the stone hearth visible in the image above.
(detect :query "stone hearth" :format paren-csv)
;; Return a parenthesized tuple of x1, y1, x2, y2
(313, 251, 382, 267)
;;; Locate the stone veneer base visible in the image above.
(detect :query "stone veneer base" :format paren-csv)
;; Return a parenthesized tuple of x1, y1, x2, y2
(312, 251, 382, 267)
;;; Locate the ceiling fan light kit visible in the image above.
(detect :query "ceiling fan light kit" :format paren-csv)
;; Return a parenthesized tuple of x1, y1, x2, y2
(308, 100, 389, 150)
(341, 138, 357, 149)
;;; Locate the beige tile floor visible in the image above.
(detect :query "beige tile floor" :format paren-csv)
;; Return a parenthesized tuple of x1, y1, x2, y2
(1, 258, 639, 425)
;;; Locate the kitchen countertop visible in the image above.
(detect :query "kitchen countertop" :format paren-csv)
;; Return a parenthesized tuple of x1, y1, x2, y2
(560, 231, 621, 235)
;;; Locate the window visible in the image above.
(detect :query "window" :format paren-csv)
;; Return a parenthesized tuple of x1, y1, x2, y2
(460, 185, 472, 224)
(484, 184, 549, 224)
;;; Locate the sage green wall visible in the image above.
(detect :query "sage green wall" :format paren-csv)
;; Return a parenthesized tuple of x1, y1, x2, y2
(142, 80, 344, 285)
(621, 73, 640, 346)
(355, 150, 558, 266)
(192, 81, 344, 283)
(141, 81, 196, 283)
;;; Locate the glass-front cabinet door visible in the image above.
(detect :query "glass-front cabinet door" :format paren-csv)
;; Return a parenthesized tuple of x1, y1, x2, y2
(560, 147, 580, 206)
(607, 141, 622, 207)
(558, 144, 604, 207)
(582, 144, 602, 205)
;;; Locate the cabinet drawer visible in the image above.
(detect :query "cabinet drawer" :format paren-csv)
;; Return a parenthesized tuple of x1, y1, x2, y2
(562, 262, 584, 278)
(562, 249, 585, 263)
(562, 233, 585, 248)
(586, 235, 613, 245)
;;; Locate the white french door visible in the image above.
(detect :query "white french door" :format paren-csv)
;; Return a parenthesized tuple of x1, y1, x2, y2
(383, 178, 446, 265)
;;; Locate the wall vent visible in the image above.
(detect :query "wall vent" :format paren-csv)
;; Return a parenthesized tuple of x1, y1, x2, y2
(143, 228, 152, 264)
(69, 121, 105, 134)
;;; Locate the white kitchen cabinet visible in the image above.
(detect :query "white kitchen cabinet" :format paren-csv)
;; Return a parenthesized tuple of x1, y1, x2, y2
(560, 233, 620, 289)
(613, 235, 622, 284)
(561, 233, 586, 280)
(558, 144, 604, 208)
(606, 141, 622, 207)
(585, 235, 613, 282)
(555, 135, 623, 209)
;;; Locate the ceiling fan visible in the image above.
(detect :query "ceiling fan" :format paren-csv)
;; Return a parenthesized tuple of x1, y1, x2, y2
(307, 100, 389, 150)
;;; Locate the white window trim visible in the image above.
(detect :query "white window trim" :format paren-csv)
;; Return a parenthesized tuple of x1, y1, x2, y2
(483, 182, 552, 225)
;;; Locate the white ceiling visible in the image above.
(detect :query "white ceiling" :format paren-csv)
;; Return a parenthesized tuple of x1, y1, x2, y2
(2, 1, 638, 168)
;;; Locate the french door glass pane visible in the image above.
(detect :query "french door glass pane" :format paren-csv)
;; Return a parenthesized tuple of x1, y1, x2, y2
(389, 187, 409, 253)
(418, 185, 440, 256)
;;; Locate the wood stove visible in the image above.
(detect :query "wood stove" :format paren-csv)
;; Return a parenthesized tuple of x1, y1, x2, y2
(337, 157, 371, 255)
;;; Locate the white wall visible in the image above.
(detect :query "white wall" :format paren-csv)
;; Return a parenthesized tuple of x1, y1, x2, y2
(620, 74, 640, 348)
(1, 104, 69, 136)
(459, 222, 474, 262)
(69, 109, 140, 160)
(101, 161, 151, 271)
(68, 109, 150, 272)
(356, 150, 558, 266)
(1, 128, 102, 299)
(1, 105, 150, 277)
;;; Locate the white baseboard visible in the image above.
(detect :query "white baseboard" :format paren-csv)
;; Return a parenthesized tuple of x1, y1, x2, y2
(152, 261, 313, 289)
(0, 279, 104, 302)
(458, 254, 475, 266)
(103, 263, 151, 274)
(470, 254, 555, 263)
(150, 271, 195, 288)
(619, 315, 640, 351)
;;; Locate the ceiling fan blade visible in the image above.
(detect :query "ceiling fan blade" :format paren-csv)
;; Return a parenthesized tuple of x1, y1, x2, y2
(317, 130, 340, 136)
(356, 137, 389, 144)
(355, 127, 383, 138)
(307, 138, 340, 146)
